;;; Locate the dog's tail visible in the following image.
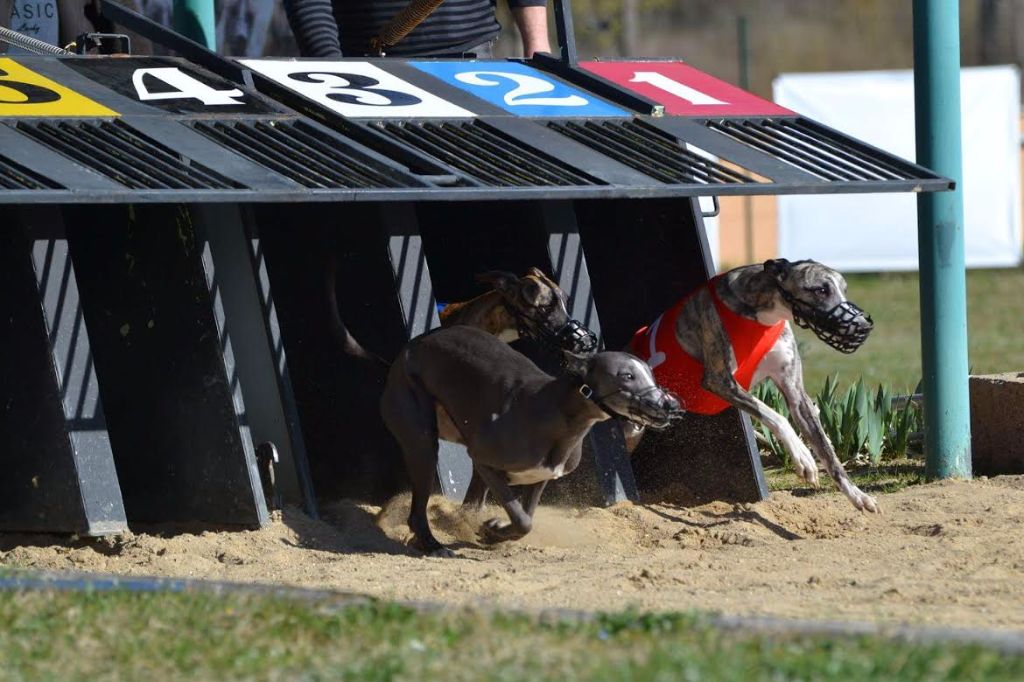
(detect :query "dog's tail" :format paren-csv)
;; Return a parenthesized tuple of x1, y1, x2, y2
(326, 254, 389, 367)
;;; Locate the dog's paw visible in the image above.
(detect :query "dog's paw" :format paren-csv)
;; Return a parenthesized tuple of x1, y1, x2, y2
(479, 518, 518, 544)
(427, 546, 457, 558)
(851, 489, 880, 514)
(789, 445, 819, 487)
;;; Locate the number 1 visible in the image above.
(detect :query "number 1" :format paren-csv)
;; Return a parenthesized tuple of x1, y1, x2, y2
(630, 71, 728, 106)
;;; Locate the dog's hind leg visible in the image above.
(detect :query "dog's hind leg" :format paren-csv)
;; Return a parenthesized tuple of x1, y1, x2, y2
(461, 469, 489, 511)
(473, 465, 542, 544)
(757, 332, 879, 513)
(381, 380, 453, 556)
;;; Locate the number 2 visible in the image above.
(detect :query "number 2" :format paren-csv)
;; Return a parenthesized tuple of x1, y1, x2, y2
(455, 71, 588, 107)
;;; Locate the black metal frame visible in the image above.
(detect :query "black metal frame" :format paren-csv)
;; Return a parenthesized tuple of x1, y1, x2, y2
(0, 2, 954, 532)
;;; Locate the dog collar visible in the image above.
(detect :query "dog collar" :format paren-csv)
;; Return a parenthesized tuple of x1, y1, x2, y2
(578, 383, 663, 429)
(578, 383, 619, 421)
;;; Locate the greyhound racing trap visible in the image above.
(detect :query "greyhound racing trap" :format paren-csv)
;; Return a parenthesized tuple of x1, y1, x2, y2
(0, 4, 951, 535)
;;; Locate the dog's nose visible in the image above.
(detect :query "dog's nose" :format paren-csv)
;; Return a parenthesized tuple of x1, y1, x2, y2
(661, 393, 681, 412)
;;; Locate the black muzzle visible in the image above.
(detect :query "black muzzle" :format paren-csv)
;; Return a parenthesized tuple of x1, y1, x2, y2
(782, 291, 873, 354)
(582, 384, 682, 430)
(515, 311, 598, 355)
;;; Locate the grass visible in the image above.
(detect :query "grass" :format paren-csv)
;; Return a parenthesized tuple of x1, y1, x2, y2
(793, 267, 1024, 394)
(0, 590, 1021, 681)
(764, 458, 925, 495)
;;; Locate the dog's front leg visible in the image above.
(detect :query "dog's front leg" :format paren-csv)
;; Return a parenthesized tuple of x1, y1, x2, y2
(761, 338, 879, 513)
(704, 369, 821, 487)
(472, 465, 542, 544)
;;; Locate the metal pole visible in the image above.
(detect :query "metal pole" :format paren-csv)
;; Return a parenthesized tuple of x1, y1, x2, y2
(553, 0, 578, 64)
(173, 0, 216, 51)
(912, 0, 972, 480)
(738, 15, 754, 265)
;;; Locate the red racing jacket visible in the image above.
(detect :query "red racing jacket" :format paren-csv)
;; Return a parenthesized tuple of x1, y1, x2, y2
(630, 276, 786, 415)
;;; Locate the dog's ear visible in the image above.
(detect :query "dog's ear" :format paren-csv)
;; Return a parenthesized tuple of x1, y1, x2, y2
(763, 258, 793, 283)
(475, 270, 518, 294)
(561, 350, 593, 377)
(526, 266, 549, 280)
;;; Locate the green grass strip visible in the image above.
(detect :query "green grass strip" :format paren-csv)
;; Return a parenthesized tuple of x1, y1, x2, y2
(0, 590, 1021, 681)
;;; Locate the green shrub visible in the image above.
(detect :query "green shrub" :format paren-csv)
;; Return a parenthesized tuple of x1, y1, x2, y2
(753, 377, 923, 465)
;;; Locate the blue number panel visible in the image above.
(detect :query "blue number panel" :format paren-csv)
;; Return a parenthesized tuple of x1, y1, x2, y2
(410, 61, 629, 118)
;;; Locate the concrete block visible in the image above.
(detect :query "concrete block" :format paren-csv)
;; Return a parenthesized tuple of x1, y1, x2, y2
(970, 372, 1024, 475)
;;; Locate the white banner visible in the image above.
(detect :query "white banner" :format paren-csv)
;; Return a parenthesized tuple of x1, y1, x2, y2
(773, 66, 1022, 271)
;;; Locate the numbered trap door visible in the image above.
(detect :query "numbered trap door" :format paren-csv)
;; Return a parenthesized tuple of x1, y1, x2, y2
(234, 56, 953, 199)
(0, 55, 437, 203)
(0, 55, 951, 204)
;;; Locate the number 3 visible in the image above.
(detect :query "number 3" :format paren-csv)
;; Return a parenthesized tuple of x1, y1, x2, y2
(287, 71, 422, 107)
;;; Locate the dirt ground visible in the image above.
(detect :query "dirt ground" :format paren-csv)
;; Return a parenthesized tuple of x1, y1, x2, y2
(3, 476, 1024, 631)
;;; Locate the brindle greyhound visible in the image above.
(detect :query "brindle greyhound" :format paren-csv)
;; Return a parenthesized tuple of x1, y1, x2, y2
(629, 258, 879, 513)
(439, 267, 597, 354)
(380, 325, 680, 556)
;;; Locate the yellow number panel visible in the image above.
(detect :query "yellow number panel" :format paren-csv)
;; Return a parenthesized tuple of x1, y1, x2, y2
(0, 58, 118, 117)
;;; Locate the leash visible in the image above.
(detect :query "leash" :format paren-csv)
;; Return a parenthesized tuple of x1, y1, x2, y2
(369, 0, 445, 56)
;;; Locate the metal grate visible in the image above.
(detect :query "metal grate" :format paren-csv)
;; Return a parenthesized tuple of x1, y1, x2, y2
(0, 154, 63, 190)
(191, 119, 410, 189)
(548, 119, 760, 186)
(706, 118, 923, 182)
(13, 119, 242, 190)
(369, 120, 604, 187)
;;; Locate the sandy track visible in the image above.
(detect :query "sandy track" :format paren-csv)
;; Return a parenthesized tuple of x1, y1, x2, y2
(2, 476, 1023, 630)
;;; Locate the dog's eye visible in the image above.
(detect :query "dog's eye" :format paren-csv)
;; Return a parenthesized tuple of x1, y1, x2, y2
(619, 372, 635, 381)
(808, 285, 830, 297)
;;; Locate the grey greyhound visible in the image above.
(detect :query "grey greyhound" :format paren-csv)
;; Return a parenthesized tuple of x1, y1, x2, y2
(629, 258, 879, 513)
(380, 325, 680, 556)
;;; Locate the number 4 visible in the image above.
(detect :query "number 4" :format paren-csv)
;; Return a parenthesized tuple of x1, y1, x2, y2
(132, 67, 244, 106)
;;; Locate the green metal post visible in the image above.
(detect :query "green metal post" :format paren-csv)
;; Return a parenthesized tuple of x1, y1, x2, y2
(912, 0, 972, 479)
(173, 0, 216, 50)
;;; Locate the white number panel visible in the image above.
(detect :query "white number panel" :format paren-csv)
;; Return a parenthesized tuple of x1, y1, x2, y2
(239, 60, 475, 118)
